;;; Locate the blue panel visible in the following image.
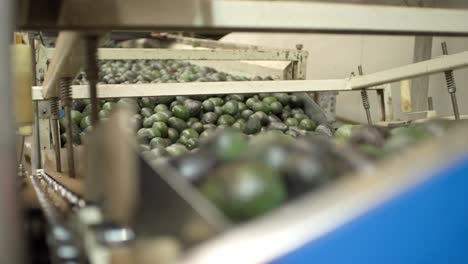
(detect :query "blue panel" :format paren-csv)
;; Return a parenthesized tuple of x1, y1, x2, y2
(273, 154, 468, 264)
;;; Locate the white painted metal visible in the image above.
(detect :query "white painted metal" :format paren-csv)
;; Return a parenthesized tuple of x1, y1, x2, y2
(32, 80, 348, 100)
(54, 0, 468, 35)
(349, 51, 468, 89)
(45, 48, 305, 61)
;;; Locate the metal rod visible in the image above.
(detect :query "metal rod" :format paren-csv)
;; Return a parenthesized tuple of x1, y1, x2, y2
(441, 42, 460, 120)
(50, 98, 61, 172)
(358, 65, 372, 125)
(84, 35, 100, 126)
(60, 77, 76, 178)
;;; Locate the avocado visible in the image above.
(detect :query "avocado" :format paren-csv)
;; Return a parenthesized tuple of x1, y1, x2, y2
(241, 109, 254, 120)
(166, 143, 188, 157)
(217, 114, 236, 126)
(172, 105, 190, 121)
(152, 121, 169, 138)
(186, 117, 199, 127)
(252, 111, 270, 126)
(285, 118, 299, 127)
(140, 107, 154, 118)
(293, 113, 308, 122)
(201, 112, 218, 124)
(245, 97, 259, 108)
(154, 104, 169, 112)
(273, 93, 290, 105)
(167, 117, 188, 132)
(170, 100, 182, 111)
(214, 106, 224, 116)
(262, 96, 277, 105)
(289, 95, 303, 107)
(252, 102, 270, 114)
(270, 101, 283, 115)
(167, 128, 180, 143)
(184, 99, 202, 116)
(137, 128, 157, 144)
(200, 162, 287, 221)
(181, 128, 200, 139)
(158, 110, 173, 119)
(140, 97, 155, 109)
(335, 124, 355, 140)
(298, 119, 316, 131)
(237, 102, 247, 112)
(203, 124, 217, 131)
(150, 137, 169, 149)
(191, 122, 204, 134)
(222, 100, 239, 115)
(80, 115, 92, 130)
(209, 97, 224, 107)
(202, 99, 215, 112)
(151, 112, 169, 123)
(155, 96, 175, 105)
(70, 110, 83, 126)
(244, 117, 262, 135)
(185, 137, 200, 150)
(199, 128, 215, 139)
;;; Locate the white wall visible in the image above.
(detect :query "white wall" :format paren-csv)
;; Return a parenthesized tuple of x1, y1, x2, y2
(222, 33, 415, 123)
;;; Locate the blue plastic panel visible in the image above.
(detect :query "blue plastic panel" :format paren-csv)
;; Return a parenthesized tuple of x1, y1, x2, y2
(273, 154, 468, 264)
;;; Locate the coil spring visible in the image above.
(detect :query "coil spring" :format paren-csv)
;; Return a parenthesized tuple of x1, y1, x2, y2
(444, 70, 457, 93)
(361, 89, 370, 109)
(60, 77, 72, 106)
(50, 98, 59, 118)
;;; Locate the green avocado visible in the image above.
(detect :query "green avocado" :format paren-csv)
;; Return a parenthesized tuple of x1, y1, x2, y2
(172, 105, 190, 121)
(202, 99, 215, 112)
(154, 104, 169, 112)
(244, 117, 262, 135)
(181, 128, 200, 139)
(252, 102, 270, 114)
(140, 107, 154, 118)
(222, 100, 239, 115)
(167, 128, 180, 143)
(201, 112, 218, 124)
(167, 117, 188, 132)
(217, 115, 236, 126)
(200, 162, 287, 222)
(298, 118, 316, 131)
(285, 118, 299, 127)
(152, 121, 169, 138)
(270, 101, 283, 115)
(150, 137, 169, 149)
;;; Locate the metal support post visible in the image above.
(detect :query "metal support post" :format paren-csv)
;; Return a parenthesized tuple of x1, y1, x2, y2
(84, 35, 100, 126)
(60, 77, 76, 178)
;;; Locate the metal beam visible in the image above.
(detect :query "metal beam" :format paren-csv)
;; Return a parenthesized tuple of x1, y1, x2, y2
(45, 48, 306, 61)
(32, 80, 349, 100)
(20, 0, 468, 35)
(349, 51, 468, 89)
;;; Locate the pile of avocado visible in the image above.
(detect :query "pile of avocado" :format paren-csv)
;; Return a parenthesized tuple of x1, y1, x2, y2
(147, 121, 454, 222)
(154, 129, 358, 222)
(73, 59, 272, 85)
(333, 120, 453, 160)
(61, 60, 323, 148)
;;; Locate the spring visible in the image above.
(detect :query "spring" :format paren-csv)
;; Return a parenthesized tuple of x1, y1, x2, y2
(444, 70, 457, 93)
(50, 98, 59, 118)
(361, 89, 370, 109)
(60, 77, 72, 106)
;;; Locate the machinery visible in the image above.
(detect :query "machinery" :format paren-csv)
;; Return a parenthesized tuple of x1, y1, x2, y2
(2, 1, 468, 263)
